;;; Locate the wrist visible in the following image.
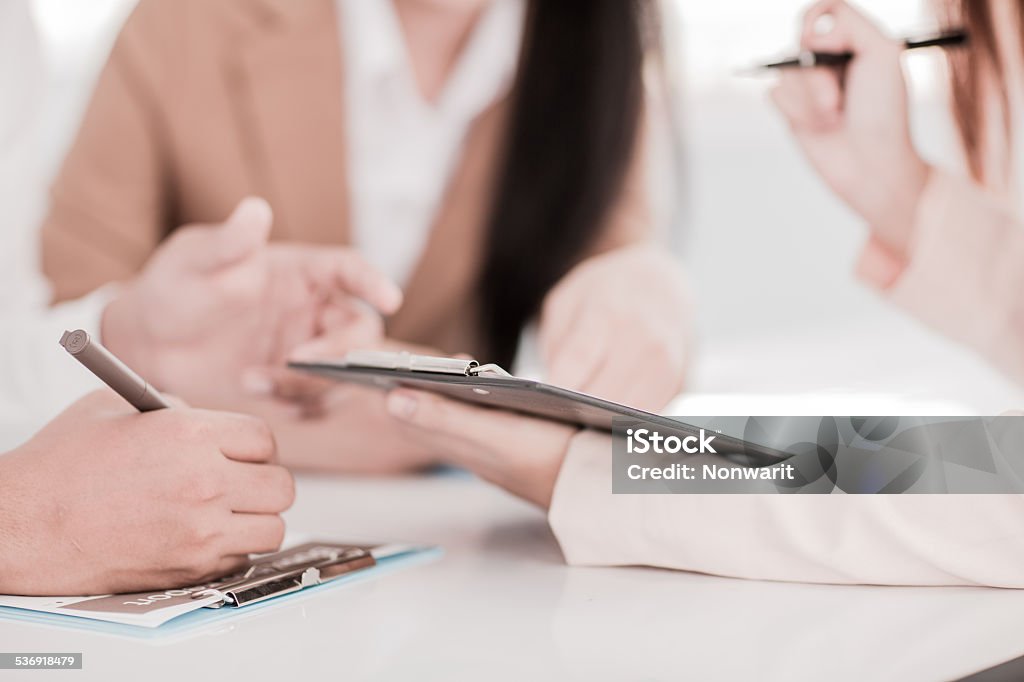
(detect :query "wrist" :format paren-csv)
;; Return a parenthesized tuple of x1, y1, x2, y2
(532, 429, 576, 510)
(866, 155, 932, 261)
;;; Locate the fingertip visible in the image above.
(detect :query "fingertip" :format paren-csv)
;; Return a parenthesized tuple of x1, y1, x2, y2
(386, 389, 421, 422)
(377, 283, 404, 315)
(230, 196, 273, 229)
(225, 197, 273, 245)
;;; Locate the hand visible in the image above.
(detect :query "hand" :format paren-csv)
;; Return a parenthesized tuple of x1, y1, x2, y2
(539, 245, 691, 412)
(252, 333, 450, 416)
(239, 338, 456, 473)
(239, 383, 445, 473)
(770, 0, 932, 259)
(0, 390, 295, 596)
(102, 197, 401, 408)
(386, 389, 576, 508)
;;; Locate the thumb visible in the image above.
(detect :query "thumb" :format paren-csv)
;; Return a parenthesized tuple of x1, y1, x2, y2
(189, 197, 273, 272)
(801, 0, 892, 55)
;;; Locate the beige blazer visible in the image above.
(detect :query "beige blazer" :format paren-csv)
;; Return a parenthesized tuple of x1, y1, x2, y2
(41, 0, 651, 358)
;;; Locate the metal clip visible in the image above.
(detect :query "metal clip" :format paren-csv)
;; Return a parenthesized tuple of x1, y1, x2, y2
(192, 544, 376, 608)
(344, 350, 480, 376)
(468, 363, 511, 377)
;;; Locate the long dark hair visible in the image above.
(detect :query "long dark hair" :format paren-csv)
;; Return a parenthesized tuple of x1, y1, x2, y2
(479, 0, 656, 367)
(942, 0, 1024, 183)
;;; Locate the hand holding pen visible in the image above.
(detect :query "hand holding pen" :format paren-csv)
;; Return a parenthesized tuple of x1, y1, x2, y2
(757, 30, 965, 71)
(767, 0, 941, 267)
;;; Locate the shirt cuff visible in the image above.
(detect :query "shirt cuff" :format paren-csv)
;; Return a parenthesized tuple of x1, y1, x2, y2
(0, 284, 119, 450)
(548, 430, 660, 566)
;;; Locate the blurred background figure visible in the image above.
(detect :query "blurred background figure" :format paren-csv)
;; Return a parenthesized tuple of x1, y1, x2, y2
(5, 0, 1023, 462)
(3, 0, 691, 469)
(0, 0, 119, 446)
(0, 0, 406, 465)
(673, 0, 1021, 411)
(772, 0, 1024, 386)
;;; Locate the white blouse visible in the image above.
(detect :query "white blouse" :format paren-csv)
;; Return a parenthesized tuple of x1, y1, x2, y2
(0, 1, 106, 450)
(336, 0, 525, 285)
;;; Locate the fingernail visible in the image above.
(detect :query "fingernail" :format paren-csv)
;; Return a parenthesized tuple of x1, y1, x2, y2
(387, 392, 418, 420)
(813, 14, 835, 35)
(230, 197, 273, 226)
(379, 285, 404, 315)
(241, 368, 273, 395)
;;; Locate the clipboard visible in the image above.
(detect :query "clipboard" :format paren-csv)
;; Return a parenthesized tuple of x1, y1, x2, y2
(0, 541, 441, 639)
(288, 351, 790, 467)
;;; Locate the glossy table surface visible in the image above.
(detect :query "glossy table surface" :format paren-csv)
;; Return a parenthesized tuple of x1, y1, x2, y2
(5, 312, 1024, 681)
(4, 470, 1024, 682)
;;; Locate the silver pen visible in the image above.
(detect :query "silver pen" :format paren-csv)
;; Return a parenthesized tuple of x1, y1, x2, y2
(59, 329, 171, 412)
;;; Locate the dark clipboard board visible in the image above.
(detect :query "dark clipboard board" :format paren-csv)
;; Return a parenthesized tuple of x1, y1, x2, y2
(288, 351, 790, 468)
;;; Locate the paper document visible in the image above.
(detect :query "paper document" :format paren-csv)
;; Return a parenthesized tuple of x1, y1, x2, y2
(0, 541, 419, 629)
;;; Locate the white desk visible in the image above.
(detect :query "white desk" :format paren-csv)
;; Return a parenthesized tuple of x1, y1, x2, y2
(5, 312, 1024, 680)
(4, 472, 1024, 682)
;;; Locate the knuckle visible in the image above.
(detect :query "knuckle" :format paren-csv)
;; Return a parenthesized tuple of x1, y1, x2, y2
(180, 552, 221, 585)
(245, 416, 277, 458)
(276, 468, 297, 510)
(181, 466, 227, 503)
(174, 412, 214, 444)
(181, 515, 217, 548)
(262, 516, 286, 550)
(254, 465, 295, 511)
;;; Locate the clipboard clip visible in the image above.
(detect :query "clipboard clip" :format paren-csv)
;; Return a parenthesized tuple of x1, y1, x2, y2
(193, 544, 376, 608)
(343, 350, 511, 378)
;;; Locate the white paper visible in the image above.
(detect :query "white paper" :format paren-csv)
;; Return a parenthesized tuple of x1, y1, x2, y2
(0, 541, 414, 629)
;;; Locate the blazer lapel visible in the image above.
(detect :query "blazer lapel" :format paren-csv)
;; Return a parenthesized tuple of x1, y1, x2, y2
(230, 0, 508, 356)
(231, 0, 349, 244)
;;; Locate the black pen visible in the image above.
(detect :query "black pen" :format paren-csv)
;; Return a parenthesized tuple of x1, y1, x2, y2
(753, 29, 967, 71)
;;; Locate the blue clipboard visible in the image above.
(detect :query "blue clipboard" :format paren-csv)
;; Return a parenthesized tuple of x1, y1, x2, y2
(0, 543, 442, 640)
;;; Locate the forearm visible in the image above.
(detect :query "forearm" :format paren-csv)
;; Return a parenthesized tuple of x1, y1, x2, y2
(549, 431, 1024, 587)
(858, 170, 1024, 384)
